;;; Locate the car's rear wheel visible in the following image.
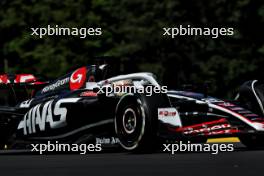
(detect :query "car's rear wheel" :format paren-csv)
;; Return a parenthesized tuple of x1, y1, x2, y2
(239, 135, 264, 149)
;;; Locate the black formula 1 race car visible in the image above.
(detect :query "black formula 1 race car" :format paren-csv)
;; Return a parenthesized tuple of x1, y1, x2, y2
(0, 65, 171, 151)
(0, 65, 264, 151)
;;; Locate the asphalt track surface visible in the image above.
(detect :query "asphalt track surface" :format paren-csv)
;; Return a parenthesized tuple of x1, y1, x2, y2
(0, 143, 263, 176)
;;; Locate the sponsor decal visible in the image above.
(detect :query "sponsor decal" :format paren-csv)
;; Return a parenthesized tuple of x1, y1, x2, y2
(70, 67, 87, 90)
(158, 108, 182, 127)
(183, 124, 231, 135)
(42, 77, 70, 93)
(41, 67, 87, 93)
(18, 98, 80, 135)
(95, 137, 119, 145)
(80, 91, 97, 97)
(159, 110, 177, 116)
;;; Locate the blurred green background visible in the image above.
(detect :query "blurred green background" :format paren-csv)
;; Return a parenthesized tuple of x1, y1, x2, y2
(0, 0, 264, 97)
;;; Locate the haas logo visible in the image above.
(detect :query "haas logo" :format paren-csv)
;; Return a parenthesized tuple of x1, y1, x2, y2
(70, 67, 87, 90)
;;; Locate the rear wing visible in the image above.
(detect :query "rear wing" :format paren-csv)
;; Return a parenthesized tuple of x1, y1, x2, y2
(0, 74, 48, 106)
(0, 74, 48, 85)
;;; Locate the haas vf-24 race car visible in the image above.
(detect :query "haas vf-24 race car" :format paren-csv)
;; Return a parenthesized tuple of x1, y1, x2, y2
(1, 66, 264, 151)
(0, 65, 171, 151)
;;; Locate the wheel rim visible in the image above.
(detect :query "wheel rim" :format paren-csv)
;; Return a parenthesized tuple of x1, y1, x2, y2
(115, 98, 146, 150)
(122, 108, 137, 134)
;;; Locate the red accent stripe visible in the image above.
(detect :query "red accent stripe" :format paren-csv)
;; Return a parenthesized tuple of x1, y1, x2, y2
(185, 118, 227, 129)
(169, 118, 228, 132)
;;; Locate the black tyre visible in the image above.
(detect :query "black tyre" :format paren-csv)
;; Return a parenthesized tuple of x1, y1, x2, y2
(115, 93, 170, 151)
(237, 80, 264, 116)
(239, 135, 264, 149)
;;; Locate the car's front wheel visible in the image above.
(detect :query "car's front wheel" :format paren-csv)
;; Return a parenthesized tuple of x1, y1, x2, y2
(115, 98, 145, 151)
(115, 93, 170, 152)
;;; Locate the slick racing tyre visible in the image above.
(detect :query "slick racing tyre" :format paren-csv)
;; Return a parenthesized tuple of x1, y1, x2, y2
(237, 80, 264, 116)
(239, 135, 264, 149)
(115, 93, 170, 152)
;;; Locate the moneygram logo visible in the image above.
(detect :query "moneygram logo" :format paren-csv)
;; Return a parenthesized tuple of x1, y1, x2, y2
(41, 77, 69, 93)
